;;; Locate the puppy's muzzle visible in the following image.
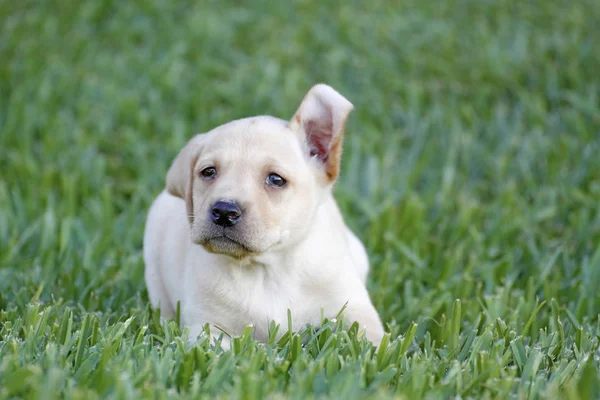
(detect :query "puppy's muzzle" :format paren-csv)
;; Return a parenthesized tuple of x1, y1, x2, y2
(211, 200, 242, 227)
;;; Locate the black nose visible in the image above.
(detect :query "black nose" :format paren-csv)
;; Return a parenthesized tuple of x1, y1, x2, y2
(211, 200, 242, 227)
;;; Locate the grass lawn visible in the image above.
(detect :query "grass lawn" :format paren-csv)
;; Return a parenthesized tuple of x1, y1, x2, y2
(1, 0, 600, 398)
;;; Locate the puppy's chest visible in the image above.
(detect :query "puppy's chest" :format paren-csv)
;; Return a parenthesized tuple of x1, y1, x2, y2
(198, 267, 321, 336)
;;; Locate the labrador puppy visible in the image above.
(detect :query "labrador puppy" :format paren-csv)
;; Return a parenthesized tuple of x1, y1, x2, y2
(143, 84, 384, 348)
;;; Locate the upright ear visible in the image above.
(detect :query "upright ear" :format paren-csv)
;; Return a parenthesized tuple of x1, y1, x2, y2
(289, 84, 354, 182)
(166, 135, 204, 223)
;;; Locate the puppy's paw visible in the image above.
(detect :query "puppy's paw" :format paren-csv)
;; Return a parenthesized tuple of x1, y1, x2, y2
(212, 334, 231, 351)
(345, 301, 385, 346)
(186, 324, 231, 351)
(363, 326, 385, 347)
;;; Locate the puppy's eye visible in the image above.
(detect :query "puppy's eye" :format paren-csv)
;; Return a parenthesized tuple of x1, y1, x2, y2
(200, 167, 217, 179)
(266, 173, 286, 187)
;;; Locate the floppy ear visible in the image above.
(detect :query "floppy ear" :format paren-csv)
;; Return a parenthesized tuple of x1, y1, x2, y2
(289, 84, 354, 182)
(166, 135, 204, 223)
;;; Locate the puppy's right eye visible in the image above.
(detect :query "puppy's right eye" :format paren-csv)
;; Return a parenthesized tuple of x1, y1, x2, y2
(200, 167, 217, 179)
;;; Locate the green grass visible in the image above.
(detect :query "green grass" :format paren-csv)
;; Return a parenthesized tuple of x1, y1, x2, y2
(1, 0, 599, 398)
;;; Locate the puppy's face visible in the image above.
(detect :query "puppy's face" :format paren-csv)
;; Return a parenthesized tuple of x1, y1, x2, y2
(166, 84, 354, 258)
(186, 118, 321, 257)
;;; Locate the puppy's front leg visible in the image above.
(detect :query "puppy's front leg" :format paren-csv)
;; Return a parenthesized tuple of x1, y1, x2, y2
(345, 300, 385, 346)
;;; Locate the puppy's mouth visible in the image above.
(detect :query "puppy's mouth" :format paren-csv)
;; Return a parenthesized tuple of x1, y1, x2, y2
(201, 234, 256, 258)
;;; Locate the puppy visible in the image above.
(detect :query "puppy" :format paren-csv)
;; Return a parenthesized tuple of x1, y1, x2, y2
(143, 84, 384, 348)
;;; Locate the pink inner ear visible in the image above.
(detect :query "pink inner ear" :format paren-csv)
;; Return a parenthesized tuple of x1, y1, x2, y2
(305, 116, 334, 164)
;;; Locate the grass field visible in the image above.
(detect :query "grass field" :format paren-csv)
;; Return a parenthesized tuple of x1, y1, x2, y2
(1, 0, 600, 398)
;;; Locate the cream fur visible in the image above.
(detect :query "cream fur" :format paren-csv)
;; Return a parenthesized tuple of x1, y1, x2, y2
(143, 84, 384, 348)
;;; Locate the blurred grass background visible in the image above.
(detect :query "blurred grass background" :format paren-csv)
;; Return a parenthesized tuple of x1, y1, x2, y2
(1, 0, 599, 398)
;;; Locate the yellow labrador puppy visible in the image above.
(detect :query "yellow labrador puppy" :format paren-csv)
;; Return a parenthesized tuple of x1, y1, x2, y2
(143, 84, 384, 347)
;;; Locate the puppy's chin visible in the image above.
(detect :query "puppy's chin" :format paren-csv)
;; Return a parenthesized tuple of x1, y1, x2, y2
(200, 236, 255, 259)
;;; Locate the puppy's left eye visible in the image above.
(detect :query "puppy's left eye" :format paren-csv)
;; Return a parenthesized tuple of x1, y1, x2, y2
(200, 167, 217, 179)
(266, 173, 286, 187)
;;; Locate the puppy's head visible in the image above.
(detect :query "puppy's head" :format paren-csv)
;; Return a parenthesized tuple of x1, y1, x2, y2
(166, 84, 353, 258)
